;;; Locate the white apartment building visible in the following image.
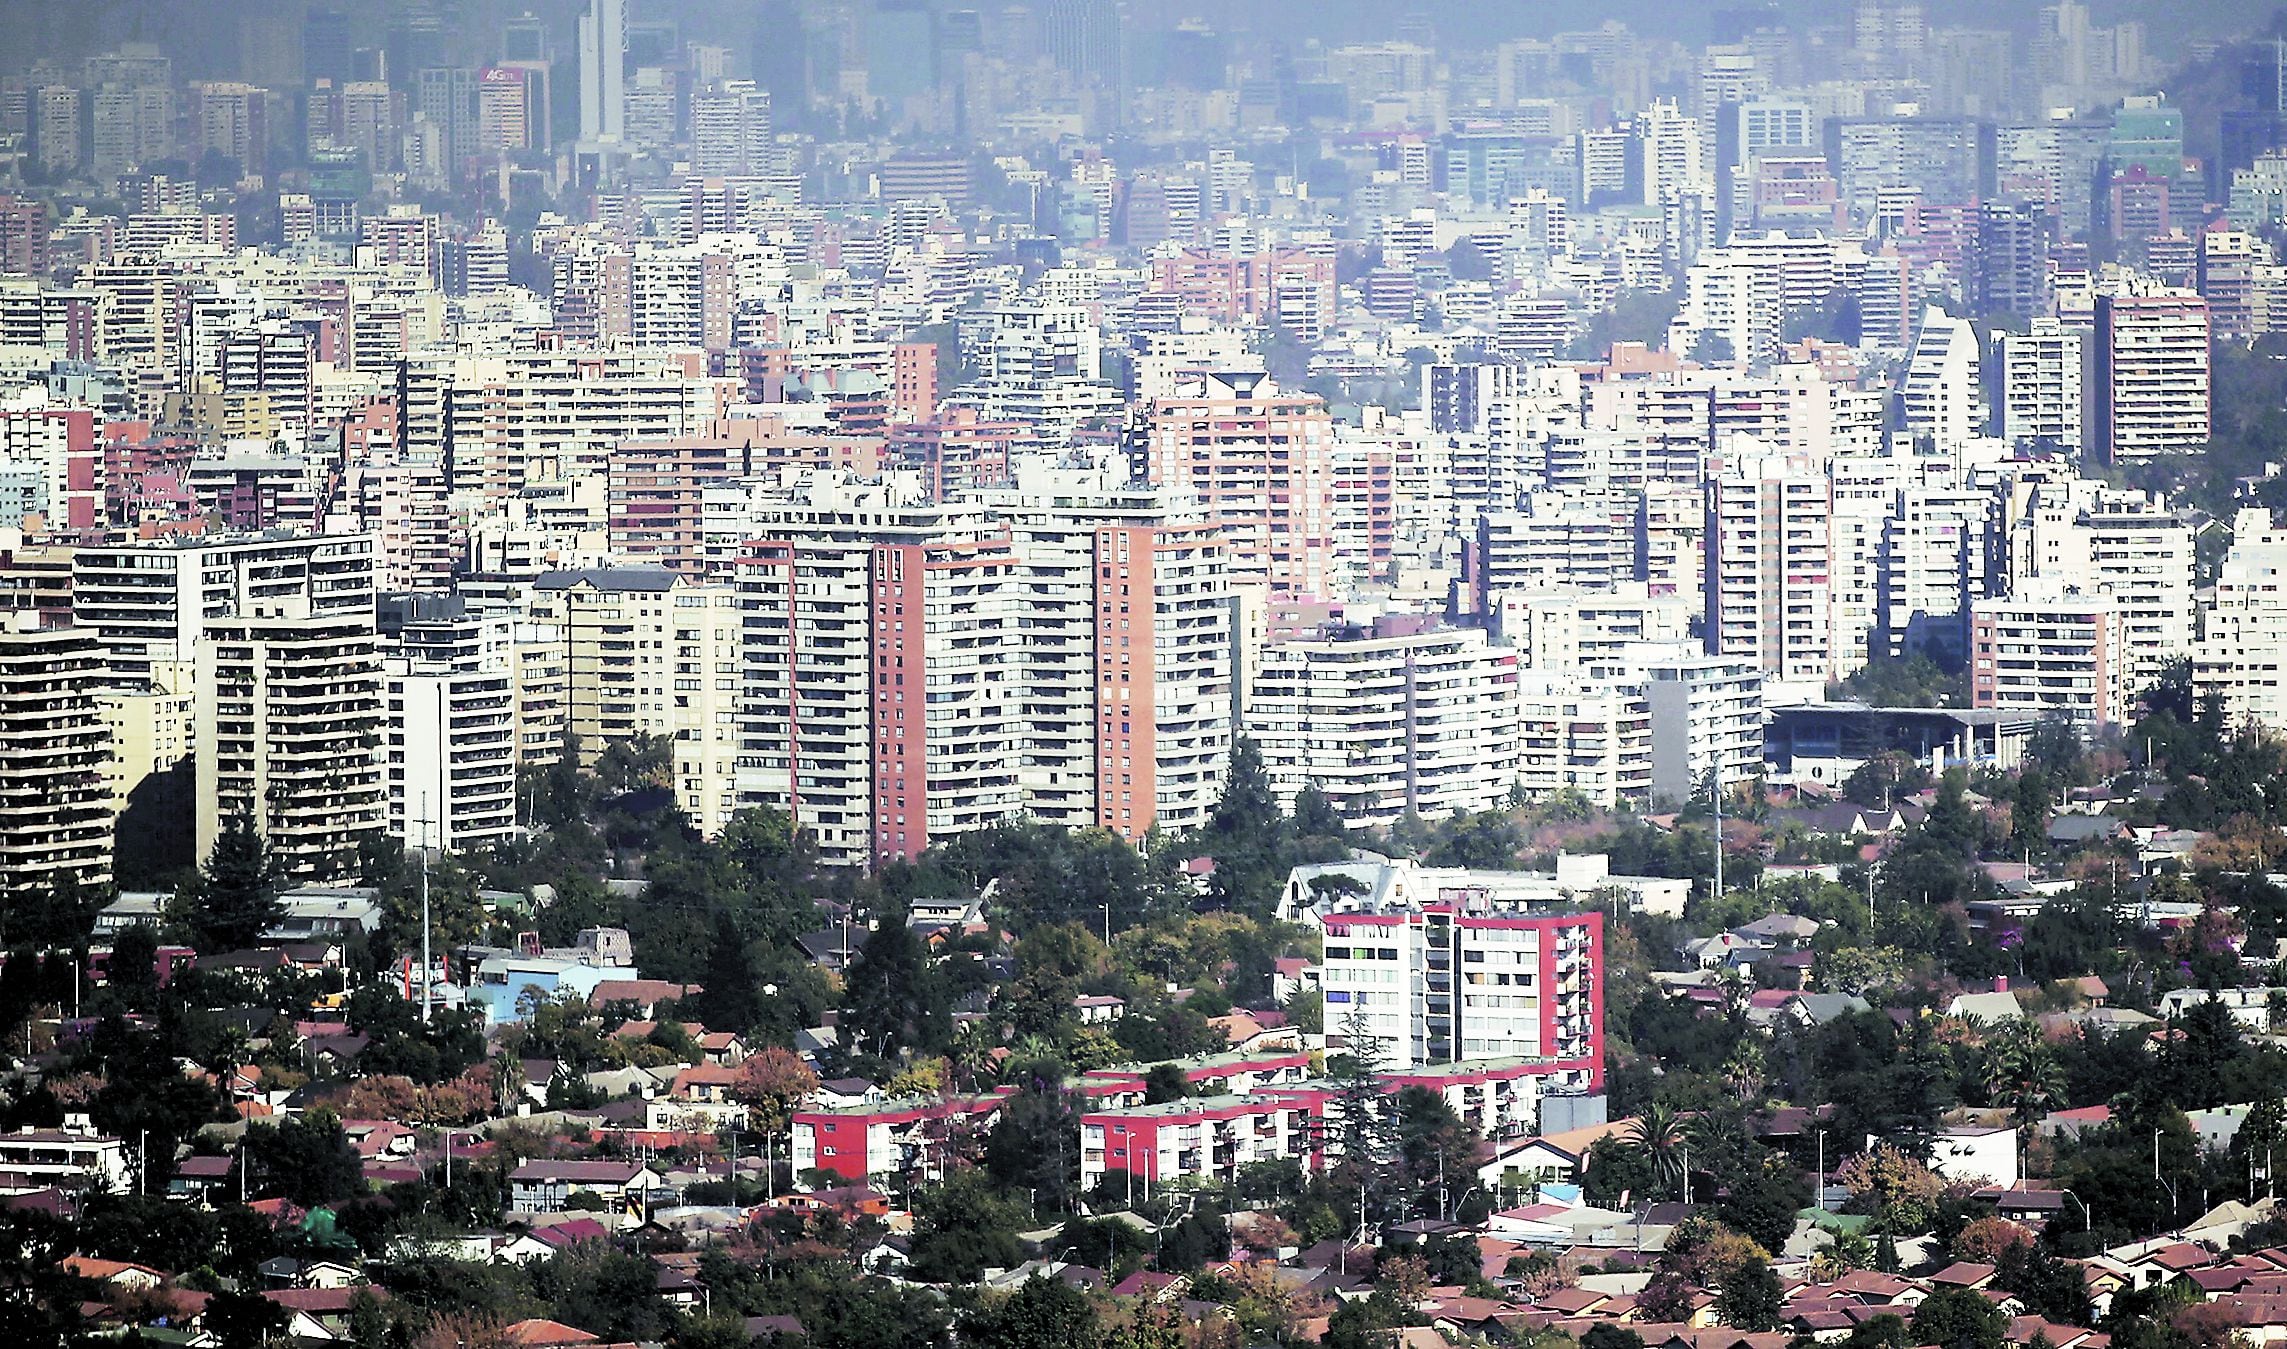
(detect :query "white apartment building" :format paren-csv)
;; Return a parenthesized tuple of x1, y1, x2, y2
(2093, 290, 2210, 463)
(0, 619, 116, 907)
(1249, 625, 1521, 828)
(1642, 650, 1764, 804)
(1705, 451, 1835, 696)
(1829, 500, 1884, 676)
(1495, 585, 1695, 677)
(736, 484, 1239, 863)
(736, 503, 1024, 867)
(404, 353, 738, 502)
(2011, 481, 2192, 688)
(385, 617, 521, 854)
(976, 485, 1233, 840)
(1472, 495, 1632, 606)
(2197, 509, 2287, 734)
(1319, 904, 1602, 1078)
(1636, 480, 1706, 613)
(1968, 583, 2132, 725)
(1878, 487, 1993, 664)
(1517, 674, 1652, 808)
(1900, 307, 1983, 454)
(530, 568, 743, 835)
(1668, 255, 1782, 366)
(1993, 320, 2085, 455)
(72, 533, 378, 688)
(195, 605, 387, 882)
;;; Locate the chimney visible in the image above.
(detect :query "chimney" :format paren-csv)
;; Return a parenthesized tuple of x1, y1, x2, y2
(1994, 976, 2009, 994)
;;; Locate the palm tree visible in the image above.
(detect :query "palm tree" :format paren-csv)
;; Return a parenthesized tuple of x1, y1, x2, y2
(1722, 1037, 1769, 1105)
(1981, 1020, 2065, 1126)
(1627, 1103, 1687, 1200)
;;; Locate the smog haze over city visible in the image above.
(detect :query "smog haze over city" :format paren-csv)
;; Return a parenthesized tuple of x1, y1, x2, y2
(12, 0, 2287, 1345)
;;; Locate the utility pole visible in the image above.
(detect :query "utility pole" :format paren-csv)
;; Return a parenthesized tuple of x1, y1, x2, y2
(418, 794, 434, 1025)
(1709, 768, 1724, 901)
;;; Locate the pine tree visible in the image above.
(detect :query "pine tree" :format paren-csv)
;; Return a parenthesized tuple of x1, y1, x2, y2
(841, 904, 944, 1061)
(696, 913, 764, 1036)
(173, 813, 279, 953)
(1329, 1003, 1398, 1226)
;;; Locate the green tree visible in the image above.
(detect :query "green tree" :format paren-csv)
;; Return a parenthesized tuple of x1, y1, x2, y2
(172, 813, 279, 952)
(840, 904, 945, 1063)
(206, 1287, 292, 1349)
(1981, 1020, 2067, 1125)
(1329, 1004, 1395, 1188)
(1841, 1313, 1915, 1349)
(1626, 1102, 1689, 1201)
(984, 1074, 1085, 1216)
(104, 923, 162, 1013)
(241, 1108, 365, 1207)
(1716, 1257, 1784, 1331)
(1292, 784, 1348, 841)
(960, 1275, 1098, 1349)
(1393, 1085, 1482, 1220)
(909, 1168, 1028, 1282)
(697, 912, 766, 1035)
(1202, 737, 1288, 917)
(534, 1244, 672, 1343)
(0, 1209, 91, 1341)
(2011, 770, 2053, 854)
(1912, 1287, 2009, 1349)
(1143, 1063, 1190, 1105)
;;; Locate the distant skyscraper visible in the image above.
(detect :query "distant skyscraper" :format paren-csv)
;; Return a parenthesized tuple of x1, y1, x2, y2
(416, 66, 481, 171)
(690, 81, 772, 176)
(502, 13, 551, 66)
(1973, 201, 2055, 321)
(302, 8, 355, 87)
(751, 0, 810, 121)
(386, 9, 447, 91)
(578, 0, 626, 143)
(1044, 0, 1123, 86)
(868, 0, 937, 107)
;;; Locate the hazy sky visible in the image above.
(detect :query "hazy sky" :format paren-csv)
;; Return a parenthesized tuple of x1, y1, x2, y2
(0, 0, 2274, 78)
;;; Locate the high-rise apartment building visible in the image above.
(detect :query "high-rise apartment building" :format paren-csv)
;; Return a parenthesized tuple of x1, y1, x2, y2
(736, 486, 1234, 866)
(531, 568, 743, 834)
(0, 619, 116, 909)
(690, 81, 772, 176)
(1516, 675, 1654, 808)
(2093, 291, 2210, 463)
(1137, 370, 1333, 600)
(1704, 453, 1834, 693)
(1320, 903, 1603, 1082)
(987, 488, 1233, 842)
(1899, 307, 1983, 454)
(195, 605, 385, 882)
(1643, 652, 1763, 805)
(1250, 624, 1521, 829)
(2198, 508, 2287, 735)
(386, 617, 521, 855)
(1993, 320, 2084, 455)
(188, 83, 271, 173)
(578, 0, 627, 143)
(1973, 202, 2056, 321)
(737, 507, 1020, 866)
(1969, 584, 2132, 725)
(71, 534, 379, 688)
